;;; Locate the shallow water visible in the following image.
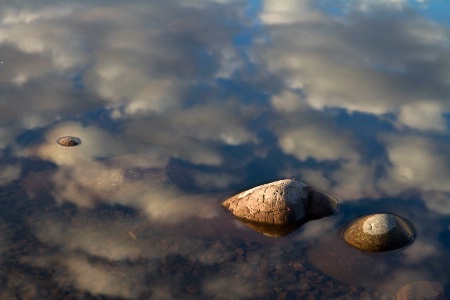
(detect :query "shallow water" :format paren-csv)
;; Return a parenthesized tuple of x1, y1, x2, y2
(1, 1, 450, 299)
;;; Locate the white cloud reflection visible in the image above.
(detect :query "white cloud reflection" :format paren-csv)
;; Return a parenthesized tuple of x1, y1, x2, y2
(378, 133, 450, 214)
(380, 134, 450, 193)
(22, 251, 146, 298)
(254, 0, 450, 207)
(23, 121, 226, 222)
(0, 0, 247, 153)
(2, 0, 448, 230)
(257, 0, 450, 116)
(260, 0, 325, 24)
(26, 122, 129, 165)
(277, 122, 359, 162)
(398, 100, 448, 132)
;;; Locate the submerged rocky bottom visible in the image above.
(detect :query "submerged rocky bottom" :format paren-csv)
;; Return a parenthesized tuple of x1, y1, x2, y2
(0, 228, 395, 299)
(0, 183, 425, 300)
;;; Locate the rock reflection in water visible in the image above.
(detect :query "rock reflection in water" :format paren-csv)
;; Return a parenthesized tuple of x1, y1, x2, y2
(230, 206, 341, 238)
(239, 218, 309, 238)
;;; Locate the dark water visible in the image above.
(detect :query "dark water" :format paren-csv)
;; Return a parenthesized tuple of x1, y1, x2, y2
(0, 1, 450, 299)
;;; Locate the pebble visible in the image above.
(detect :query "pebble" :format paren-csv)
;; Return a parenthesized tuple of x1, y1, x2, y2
(291, 262, 303, 270)
(56, 136, 81, 147)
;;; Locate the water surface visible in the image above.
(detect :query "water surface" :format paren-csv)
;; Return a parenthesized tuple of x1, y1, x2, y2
(1, 0, 450, 299)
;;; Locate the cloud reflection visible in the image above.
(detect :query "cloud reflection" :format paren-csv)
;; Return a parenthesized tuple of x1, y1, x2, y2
(26, 121, 129, 165)
(257, 0, 450, 116)
(1, 0, 450, 297)
(23, 121, 232, 226)
(254, 0, 450, 206)
(0, 0, 448, 204)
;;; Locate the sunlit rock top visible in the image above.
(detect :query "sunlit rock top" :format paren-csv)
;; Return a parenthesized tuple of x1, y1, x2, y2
(222, 179, 340, 236)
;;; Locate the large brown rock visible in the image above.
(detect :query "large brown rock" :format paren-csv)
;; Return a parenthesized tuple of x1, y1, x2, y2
(221, 179, 339, 226)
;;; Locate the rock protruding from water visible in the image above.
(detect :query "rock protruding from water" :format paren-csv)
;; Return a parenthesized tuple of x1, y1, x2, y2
(57, 136, 81, 147)
(221, 179, 340, 232)
(396, 281, 446, 300)
(343, 213, 415, 252)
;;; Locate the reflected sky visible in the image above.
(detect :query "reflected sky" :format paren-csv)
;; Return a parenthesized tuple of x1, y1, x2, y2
(1, 0, 450, 298)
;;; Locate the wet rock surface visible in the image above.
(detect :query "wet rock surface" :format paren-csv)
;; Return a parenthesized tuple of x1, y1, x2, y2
(306, 189, 341, 219)
(343, 213, 415, 252)
(222, 179, 310, 225)
(221, 179, 340, 233)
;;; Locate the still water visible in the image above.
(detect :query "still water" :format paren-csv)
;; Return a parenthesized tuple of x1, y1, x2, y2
(1, 0, 450, 299)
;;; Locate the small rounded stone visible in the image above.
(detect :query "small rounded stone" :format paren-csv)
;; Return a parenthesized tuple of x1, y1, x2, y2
(343, 213, 415, 252)
(57, 136, 81, 147)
